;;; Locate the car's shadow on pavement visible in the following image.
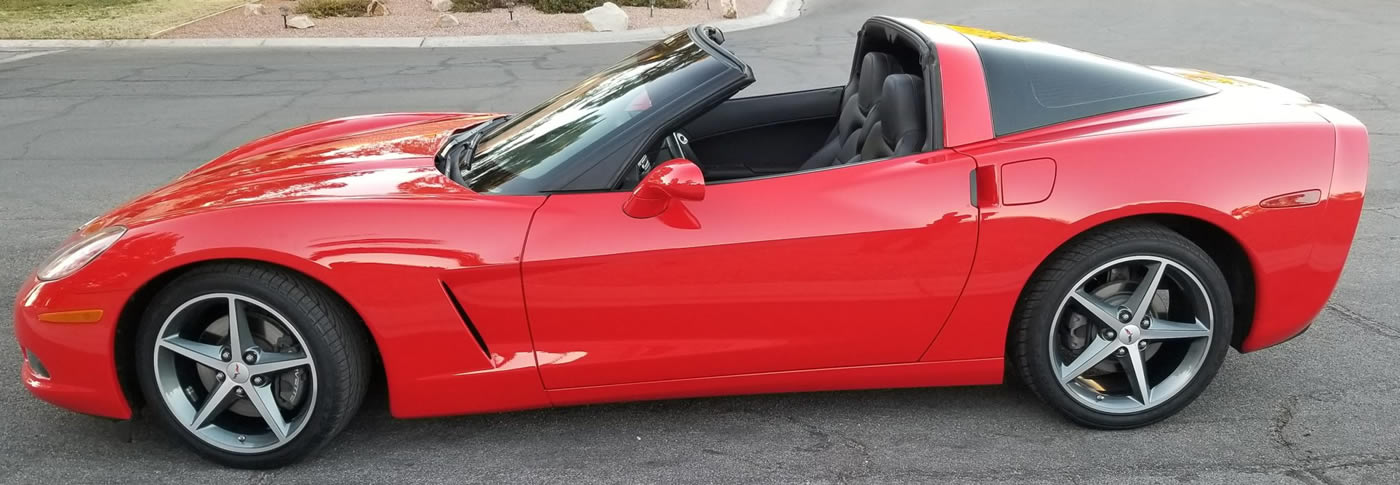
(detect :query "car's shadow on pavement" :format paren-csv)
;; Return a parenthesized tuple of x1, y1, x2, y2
(108, 381, 1067, 470)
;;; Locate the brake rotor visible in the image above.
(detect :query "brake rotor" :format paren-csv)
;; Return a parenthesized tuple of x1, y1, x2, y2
(193, 315, 309, 418)
(1061, 271, 1171, 377)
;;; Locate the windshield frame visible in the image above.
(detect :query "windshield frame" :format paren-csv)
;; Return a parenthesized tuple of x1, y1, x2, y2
(448, 26, 753, 195)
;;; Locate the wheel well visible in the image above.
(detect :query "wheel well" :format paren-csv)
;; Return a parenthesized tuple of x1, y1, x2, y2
(1140, 215, 1256, 349)
(113, 259, 385, 413)
(1003, 214, 1257, 359)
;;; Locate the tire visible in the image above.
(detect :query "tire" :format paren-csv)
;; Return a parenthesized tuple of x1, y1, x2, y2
(1009, 222, 1233, 429)
(135, 262, 372, 468)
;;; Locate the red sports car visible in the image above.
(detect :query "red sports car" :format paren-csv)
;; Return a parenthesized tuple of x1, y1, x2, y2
(14, 17, 1367, 468)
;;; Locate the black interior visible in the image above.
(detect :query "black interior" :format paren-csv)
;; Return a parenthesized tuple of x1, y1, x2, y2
(683, 87, 844, 180)
(634, 19, 935, 186)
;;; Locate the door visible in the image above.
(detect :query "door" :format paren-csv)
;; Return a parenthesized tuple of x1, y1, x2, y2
(521, 150, 979, 389)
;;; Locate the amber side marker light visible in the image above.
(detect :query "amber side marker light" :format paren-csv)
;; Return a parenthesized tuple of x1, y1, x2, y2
(38, 309, 104, 324)
(1260, 190, 1322, 208)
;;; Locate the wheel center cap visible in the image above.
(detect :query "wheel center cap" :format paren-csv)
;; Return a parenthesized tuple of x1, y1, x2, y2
(226, 362, 250, 384)
(1119, 325, 1141, 345)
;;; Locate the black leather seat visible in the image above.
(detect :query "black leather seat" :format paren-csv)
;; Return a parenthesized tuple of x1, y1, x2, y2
(799, 52, 904, 170)
(859, 74, 927, 161)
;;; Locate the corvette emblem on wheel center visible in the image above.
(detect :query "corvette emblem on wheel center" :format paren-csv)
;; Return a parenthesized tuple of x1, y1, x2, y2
(226, 362, 249, 384)
(1119, 325, 1141, 345)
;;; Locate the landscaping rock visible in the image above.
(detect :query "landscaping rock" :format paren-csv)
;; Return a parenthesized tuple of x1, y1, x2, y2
(436, 13, 460, 27)
(242, 3, 266, 16)
(430, 0, 454, 12)
(286, 14, 315, 29)
(366, 0, 390, 16)
(721, 0, 737, 19)
(583, 2, 628, 32)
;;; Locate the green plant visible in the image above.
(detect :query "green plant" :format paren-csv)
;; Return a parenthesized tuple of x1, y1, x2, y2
(294, 0, 370, 17)
(526, 0, 595, 13)
(615, 0, 689, 8)
(452, 0, 509, 12)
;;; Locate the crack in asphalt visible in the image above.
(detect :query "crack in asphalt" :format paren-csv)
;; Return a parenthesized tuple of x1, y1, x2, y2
(1326, 302, 1400, 339)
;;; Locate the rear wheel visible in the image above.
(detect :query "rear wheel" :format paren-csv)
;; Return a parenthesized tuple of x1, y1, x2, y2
(1010, 222, 1233, 428)
(136, 263, 371, 468)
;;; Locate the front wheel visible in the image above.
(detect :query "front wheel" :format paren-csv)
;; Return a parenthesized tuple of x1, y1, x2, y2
(135, 263, 372, 468)
(1010, 222, 1233, 428)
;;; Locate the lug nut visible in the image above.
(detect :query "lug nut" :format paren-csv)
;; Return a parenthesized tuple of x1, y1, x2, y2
(234, 387, 245, 397)
(215, 372, 225, 381)
(252, 376, 265, 386)
(1117, 308, 1133, 323)
(1103, 330, 1117, 340)
(221, 348, 232, 362)
(1139, 341, 1148, 351)
(1141, 317, 1152, 329)
(1115, 347, 1128, 357)
(243, 351, 257, 364)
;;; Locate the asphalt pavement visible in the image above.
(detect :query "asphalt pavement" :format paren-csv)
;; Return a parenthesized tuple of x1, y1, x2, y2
(2, 0, 1398, 482)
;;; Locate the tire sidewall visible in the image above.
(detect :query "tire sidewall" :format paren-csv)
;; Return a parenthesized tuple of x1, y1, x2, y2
(1020, 236, 1234, 428)
(135, 270, 347, 468)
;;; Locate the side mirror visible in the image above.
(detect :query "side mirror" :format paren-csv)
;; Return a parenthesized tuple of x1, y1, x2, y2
(622, 158, 705, 219)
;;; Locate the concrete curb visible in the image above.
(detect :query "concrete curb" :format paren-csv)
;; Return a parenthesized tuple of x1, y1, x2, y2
(0, 0, 801, 49)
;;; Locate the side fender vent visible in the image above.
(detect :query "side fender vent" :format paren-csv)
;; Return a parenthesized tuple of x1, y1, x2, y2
(441, 282, 491, 360)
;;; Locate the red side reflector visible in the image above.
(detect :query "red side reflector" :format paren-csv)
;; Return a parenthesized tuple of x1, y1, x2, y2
(1260, 190, 1321, 208)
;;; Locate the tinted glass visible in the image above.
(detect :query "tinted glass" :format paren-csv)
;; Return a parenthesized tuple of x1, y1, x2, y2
(462, 31, 711, 194)
(965, 33, 1217, 136)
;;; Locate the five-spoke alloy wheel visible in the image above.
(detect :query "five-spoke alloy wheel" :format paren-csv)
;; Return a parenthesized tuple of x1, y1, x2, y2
(152, 293, 317, 453)
(1011, 223, 1233, 428)
(136, 263, 371, 468)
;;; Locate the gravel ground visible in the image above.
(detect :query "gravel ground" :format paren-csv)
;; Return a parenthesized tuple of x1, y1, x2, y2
(165, 0, 770, 38)
(1, 0, 1399, 482)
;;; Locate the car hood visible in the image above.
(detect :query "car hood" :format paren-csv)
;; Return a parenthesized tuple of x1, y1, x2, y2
(89, 112, 497, 229)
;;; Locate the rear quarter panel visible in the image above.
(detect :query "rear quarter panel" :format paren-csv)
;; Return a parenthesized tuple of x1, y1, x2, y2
(924, 100, 1345, 361)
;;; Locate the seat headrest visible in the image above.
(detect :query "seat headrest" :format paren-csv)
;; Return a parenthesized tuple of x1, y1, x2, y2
(875, 74, 927, 145)
(856, 52, 903, 111)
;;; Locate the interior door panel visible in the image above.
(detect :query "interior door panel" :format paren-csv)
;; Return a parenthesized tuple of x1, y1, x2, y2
(521, 150, 980, 389)
(685, 87, 843, 178)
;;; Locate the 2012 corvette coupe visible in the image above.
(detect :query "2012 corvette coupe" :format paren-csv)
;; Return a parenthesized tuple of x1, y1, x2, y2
(14, 17, 1367, 468)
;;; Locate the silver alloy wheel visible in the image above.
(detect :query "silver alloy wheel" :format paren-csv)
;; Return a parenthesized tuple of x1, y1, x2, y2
(152, 293, 317, 453)
(1049, 255, 1214, 414)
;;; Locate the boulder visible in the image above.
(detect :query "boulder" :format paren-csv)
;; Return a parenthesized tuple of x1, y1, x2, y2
(286, 14, 315, 29)
(430, 0, 454, 12)
(366, 0, 390, 15)
(720, 0, 737, 19)
(436, 13, 460, 27)
(583, 2, 628, 32)
(242, 3, 266, 15)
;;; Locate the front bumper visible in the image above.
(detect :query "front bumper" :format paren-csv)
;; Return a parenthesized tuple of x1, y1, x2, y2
(13, 276, 133, 419)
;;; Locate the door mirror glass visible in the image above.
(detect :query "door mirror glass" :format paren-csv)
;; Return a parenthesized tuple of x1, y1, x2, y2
(622, 158, 705, 219)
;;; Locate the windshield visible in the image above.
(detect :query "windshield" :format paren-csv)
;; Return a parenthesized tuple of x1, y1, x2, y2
(457, 30, 713, 194)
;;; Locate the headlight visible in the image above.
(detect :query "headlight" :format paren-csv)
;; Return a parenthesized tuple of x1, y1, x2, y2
(36, 226, 126, 281)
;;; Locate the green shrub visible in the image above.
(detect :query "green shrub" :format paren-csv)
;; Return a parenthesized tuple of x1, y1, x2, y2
(526, 0, 689, 12)
(453, 0, 511, 12)
(615, 0, 690, 8)
(294, 0, 370, 17)
(527, 0, 596, 13)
